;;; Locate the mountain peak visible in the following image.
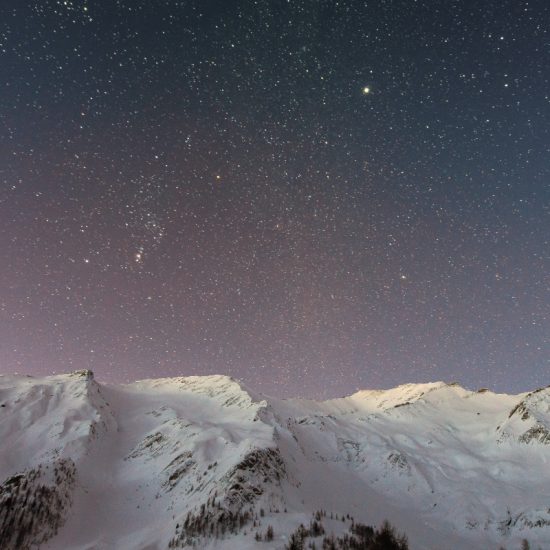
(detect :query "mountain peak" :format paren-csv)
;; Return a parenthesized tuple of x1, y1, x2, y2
(70, 369, 94, 380)
(342, 381, 457, 411)
(128, 373, 265, 411)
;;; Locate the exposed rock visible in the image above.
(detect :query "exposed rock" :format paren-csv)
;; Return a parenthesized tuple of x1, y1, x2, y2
(222, 447, 286, 509)
(163, 451, 197, 490)
(169, 447, 286, 547)
(387, 452, 410, 474)
(518, 425, 550, 445)
(125, 431, 173, 460)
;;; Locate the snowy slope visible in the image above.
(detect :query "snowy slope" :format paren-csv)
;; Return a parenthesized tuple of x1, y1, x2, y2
(0, 372, 549, 549)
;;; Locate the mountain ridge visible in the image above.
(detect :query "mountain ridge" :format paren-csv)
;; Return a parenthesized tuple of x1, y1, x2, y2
(1, 371, 548, 549)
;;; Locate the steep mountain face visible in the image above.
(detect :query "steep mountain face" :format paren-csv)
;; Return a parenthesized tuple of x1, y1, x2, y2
(0, 372, 549, 549)
(497, 385, 550, 444)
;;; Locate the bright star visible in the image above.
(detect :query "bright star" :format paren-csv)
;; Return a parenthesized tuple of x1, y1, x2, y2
(362, 86, 371, 94)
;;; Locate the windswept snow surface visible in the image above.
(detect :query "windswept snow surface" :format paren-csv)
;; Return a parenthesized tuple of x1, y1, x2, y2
(1, 372, 549, 549)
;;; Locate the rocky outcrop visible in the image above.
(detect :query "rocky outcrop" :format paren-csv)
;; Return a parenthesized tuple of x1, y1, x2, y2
(168, 447, 286, 547)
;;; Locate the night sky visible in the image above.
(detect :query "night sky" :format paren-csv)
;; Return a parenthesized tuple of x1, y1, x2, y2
(1, 1, 549, 398)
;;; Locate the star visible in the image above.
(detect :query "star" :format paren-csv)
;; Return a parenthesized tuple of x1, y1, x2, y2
(362, 86, 371, 95)
(134, 246, 144, 263)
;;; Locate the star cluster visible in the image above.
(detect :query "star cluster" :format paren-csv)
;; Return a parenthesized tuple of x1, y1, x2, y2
(1, 0, 548, 397)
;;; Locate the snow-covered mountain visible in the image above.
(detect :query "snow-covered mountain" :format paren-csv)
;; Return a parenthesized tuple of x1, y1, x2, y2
(1, 371, 549, 549)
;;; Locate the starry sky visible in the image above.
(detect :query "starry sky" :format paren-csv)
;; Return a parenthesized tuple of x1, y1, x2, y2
(1, 0, 549, 398)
